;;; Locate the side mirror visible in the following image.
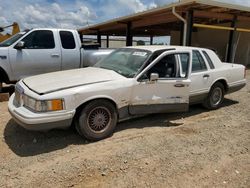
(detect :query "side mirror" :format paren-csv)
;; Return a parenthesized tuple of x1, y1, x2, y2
(14, 41, 25, 50)
(150, 73, 159, 82)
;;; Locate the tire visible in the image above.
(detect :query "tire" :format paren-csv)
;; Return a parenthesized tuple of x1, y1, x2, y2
(203, 82, 225, 110)
(0, 68, 10, 84)
(76, 100, 118, 141)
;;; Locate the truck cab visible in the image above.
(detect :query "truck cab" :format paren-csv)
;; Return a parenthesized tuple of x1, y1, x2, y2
(0, 28, 113, 87)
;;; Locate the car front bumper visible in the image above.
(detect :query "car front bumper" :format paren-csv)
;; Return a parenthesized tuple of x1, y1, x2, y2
(8, 94, 76, 131)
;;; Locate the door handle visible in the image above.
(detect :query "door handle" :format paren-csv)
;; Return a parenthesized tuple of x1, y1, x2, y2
(203, 74, 210, 78)
(0, 55, 7, 59)
(174, 83, 185, 87)
(51, 54, 60, 58)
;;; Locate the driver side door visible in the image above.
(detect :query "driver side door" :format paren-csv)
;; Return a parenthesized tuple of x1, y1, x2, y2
(129, 50, 191, 115)
(9, 30, 61, 80)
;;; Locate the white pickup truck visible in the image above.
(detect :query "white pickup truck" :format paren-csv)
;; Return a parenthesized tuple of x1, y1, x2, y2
(8, 45, 246, 141)
(0, 28, 112, 86)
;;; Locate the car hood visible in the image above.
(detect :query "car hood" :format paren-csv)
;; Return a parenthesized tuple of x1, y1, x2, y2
(23, 67, 125, 95)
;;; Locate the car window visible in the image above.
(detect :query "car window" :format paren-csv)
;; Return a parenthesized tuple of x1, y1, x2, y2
(192, 50, 207, 72)
(22, 30, 55, 49)
(59, 31, 76, 49)
(179, 53, 189, 77)
(202, 50, 215, 69)
(147, 54, 178, 78)
(95, 48, 151, 78)
(138, 49, 176, 73)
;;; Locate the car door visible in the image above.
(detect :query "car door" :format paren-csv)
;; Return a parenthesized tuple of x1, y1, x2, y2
(129, 50, 191, 115)
(189, 50, 213, 103)
(59, 30, 81, 70)
(9, 30, 61, 80)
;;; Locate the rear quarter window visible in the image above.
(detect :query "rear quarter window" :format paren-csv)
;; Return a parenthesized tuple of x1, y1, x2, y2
(192, 50, 207, 72)
(202, 50, 215, 69)
(59, 31, 76, 49)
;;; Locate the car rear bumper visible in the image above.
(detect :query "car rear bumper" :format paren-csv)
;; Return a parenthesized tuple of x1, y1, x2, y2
(8, 94, 75, 131)
(227, 81, 246, 94)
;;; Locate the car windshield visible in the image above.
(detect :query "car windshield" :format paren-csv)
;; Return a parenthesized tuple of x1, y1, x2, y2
(0, 33, 25, 47)
(94, 48, 152, 78)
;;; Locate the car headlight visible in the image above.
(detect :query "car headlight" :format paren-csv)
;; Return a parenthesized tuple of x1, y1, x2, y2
(23, 95, 64, 112)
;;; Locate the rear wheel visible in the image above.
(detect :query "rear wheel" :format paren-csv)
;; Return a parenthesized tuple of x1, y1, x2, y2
(76, 100, 118, 141)
(203, 82, 225, 110)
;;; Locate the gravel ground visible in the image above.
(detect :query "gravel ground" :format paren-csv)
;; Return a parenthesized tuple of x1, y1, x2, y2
(0, 71, 249, 188)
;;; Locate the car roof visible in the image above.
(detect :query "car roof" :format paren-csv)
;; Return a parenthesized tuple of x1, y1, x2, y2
(125, 45, 207, 52)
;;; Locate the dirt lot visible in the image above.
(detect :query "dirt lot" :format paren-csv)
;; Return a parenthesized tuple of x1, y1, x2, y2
(0, 71, 249, 188)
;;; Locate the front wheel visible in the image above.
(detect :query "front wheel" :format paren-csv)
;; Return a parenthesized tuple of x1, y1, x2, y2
(76, 100, 118, 141)
(203, 82, 225, 110)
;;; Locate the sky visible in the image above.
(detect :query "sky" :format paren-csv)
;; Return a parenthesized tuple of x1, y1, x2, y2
(1, 0, 249, 32)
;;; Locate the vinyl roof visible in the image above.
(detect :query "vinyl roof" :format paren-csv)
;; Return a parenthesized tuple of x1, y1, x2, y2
(78, 0, 250, 36)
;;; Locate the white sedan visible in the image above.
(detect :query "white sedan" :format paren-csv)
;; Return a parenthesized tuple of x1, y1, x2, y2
(8, 46, 246, 140)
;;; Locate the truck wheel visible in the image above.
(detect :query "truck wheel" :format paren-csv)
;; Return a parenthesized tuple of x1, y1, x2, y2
(203, 82, 224, 110)
(76, 100, 118, 141)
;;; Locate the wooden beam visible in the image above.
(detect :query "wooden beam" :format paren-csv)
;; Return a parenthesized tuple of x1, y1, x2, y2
(133, 16, 178, 28)
(227, 15, 237, 62)
(186, 10, 193, 46)
(194, 10, 233, 20)
(126, 22, 132, 46)
(193, 23, 234, 31)
(193, 23, 250, 33)
(150, 36, 153, 45)
(106, 35, 109, 48)
(94, 22, 128, 33)
(97, 30, 101, 46)
(194, 10, 250, 22)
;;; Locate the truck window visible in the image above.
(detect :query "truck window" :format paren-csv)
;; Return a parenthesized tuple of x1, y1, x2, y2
(202, 50, 215, 69)
(192, 50, 207, 72)
(59, 31, 76, 49)
(22, 30, 55, 49)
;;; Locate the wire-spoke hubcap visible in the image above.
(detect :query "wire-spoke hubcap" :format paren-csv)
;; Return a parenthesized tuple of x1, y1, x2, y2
(87, 107, 111, 133)
(210, 87, 222, 106)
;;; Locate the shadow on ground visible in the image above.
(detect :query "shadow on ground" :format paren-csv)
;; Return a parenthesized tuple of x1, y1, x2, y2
(4, 98, 238, 157)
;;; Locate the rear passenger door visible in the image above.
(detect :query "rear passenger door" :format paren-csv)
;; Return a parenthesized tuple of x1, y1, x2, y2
(59, 30, 81, 70)
(189, 50, 212, 103)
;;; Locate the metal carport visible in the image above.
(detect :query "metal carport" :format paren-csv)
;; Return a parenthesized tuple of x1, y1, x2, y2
(78, 0, 250, 64)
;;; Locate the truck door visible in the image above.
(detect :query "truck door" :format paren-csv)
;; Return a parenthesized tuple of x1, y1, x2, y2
(8, 30, 61, 79)
(129, 51, 191, 115)
(59, 30, 81, 70)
